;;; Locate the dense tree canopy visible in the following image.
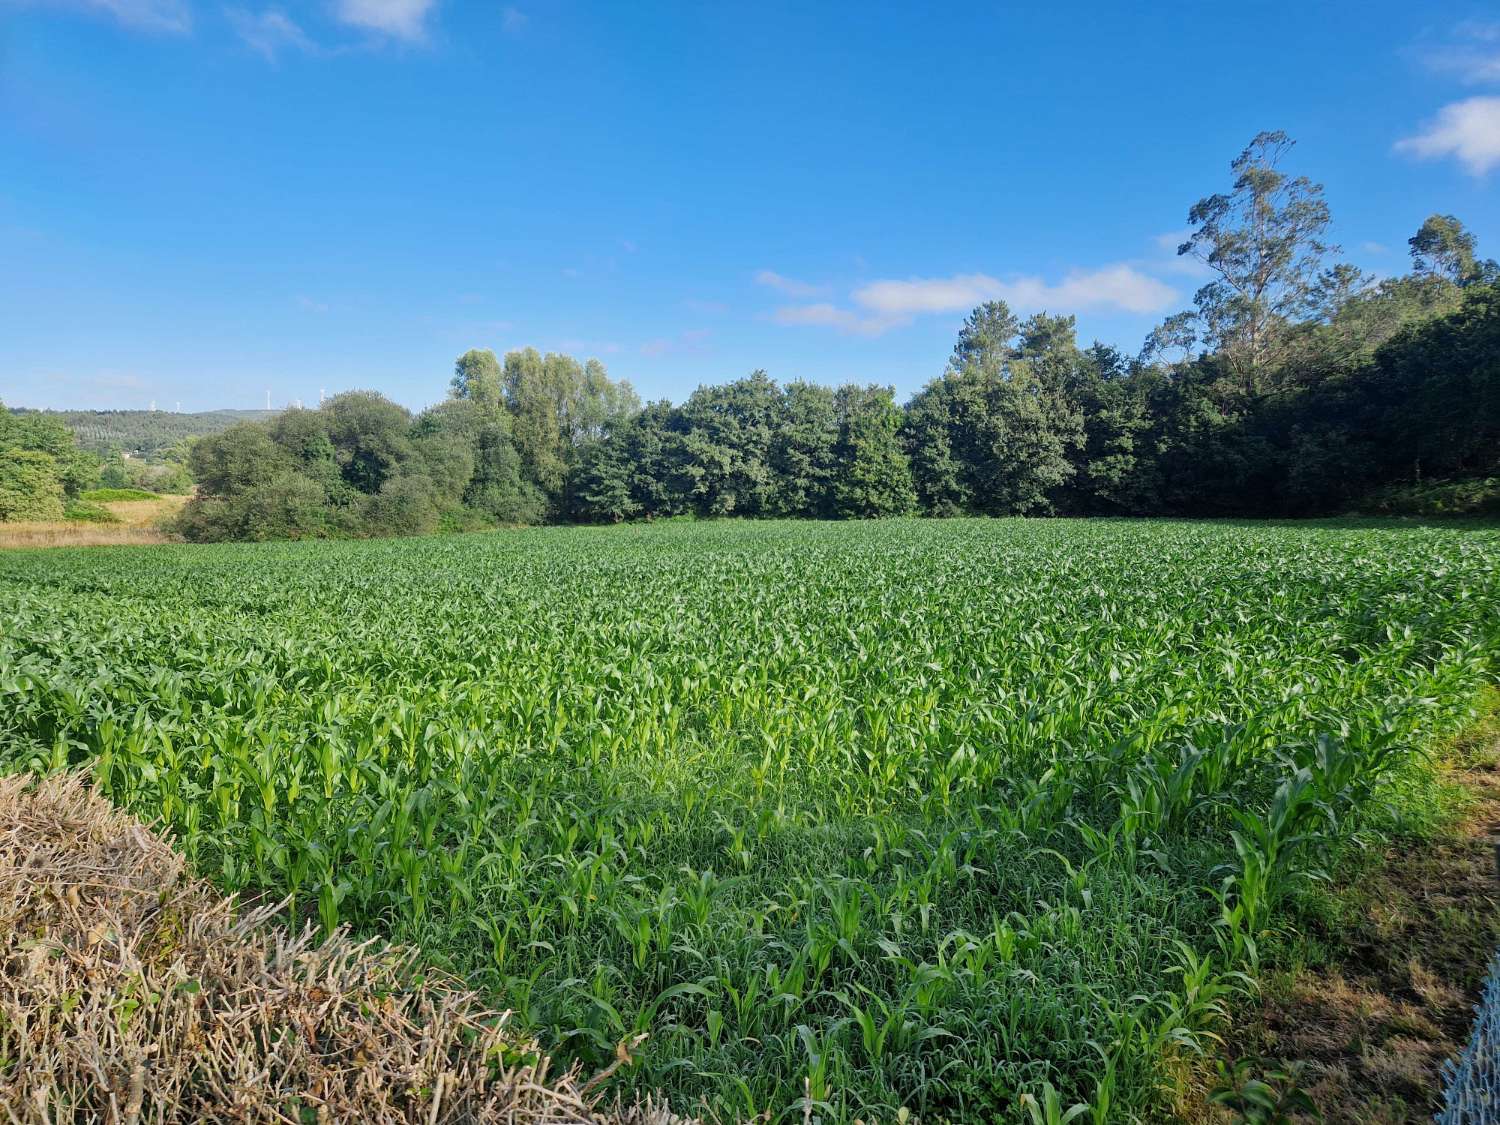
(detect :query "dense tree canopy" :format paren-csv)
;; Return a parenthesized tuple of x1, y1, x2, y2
(0, 407, 96, 522)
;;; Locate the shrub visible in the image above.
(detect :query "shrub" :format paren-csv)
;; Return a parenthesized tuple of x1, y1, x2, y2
(0, 449, 65, 522)
(63, 499, 121, 523)
(1359, 477, 1500, 517)
(81, 487, 159, 502)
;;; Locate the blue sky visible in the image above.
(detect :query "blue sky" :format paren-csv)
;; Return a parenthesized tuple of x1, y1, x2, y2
(2, 1, 1498, 412)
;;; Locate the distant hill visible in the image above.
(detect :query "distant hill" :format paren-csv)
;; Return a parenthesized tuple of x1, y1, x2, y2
(8, 408, 282, 459)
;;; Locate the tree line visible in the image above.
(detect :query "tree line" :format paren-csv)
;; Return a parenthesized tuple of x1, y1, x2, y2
(5, 131, 1493, 536)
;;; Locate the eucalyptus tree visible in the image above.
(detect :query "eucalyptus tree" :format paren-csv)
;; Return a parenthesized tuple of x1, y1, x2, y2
(1177, 131, 1335, 397)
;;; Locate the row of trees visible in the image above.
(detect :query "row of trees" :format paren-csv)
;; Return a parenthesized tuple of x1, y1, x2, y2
(177, 350, 641, 540)
(162, 131, 1500, 539)
(565, 132, 1497, 522)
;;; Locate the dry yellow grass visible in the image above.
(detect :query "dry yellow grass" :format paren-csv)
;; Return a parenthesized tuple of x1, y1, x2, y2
(0, 495, 186, 549)
(0, 771, 687, 1124)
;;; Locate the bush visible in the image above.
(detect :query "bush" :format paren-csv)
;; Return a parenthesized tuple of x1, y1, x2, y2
(363, 474, 443, 537)
(0, 449, 65, 522)
(63, 500, 121, 524)
(1359, 477, 1500, 517)
(80, 487, 159, 502)
(176, 473, 333, 542)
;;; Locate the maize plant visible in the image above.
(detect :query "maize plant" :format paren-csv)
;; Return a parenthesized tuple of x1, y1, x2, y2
(0, 517, 1496, 1121)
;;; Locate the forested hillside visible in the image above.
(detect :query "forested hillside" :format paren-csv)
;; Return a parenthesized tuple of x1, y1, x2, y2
(10, 409, 281, 459)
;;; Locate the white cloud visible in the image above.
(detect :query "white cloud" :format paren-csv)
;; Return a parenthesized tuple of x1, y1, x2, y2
(228, 8, 313, 59)
(296, 294, 329, 312)
(1002, 265, 1178, 315)
(853, 274, 999, 317)
(334, 0, 435, 40)
(1395, 96, 1500, 175)
(1361, 241, 1389, 255)
(855, 265, 1176, 318)
(500, 5, 525, 32)
(770, 263, 1177, 338)
(753, 269, 828, 298)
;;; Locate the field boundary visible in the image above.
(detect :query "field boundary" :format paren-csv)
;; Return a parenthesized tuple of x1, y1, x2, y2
(1203, 690, 1500, 1123)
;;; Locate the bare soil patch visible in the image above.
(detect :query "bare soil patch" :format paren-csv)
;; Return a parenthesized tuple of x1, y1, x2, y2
(1219, 695, 1500, 1122)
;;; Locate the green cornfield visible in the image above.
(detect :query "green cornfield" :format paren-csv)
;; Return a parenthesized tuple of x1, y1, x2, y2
(2, 519, 1497, 1122)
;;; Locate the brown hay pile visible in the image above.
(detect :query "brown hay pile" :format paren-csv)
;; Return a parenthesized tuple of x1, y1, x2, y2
(0, 773, 684, 1124)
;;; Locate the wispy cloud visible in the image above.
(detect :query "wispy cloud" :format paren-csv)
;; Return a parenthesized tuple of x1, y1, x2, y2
(641, 328, 711, 358)
(857, 266, 1175, 318)
(32, 0, 192, 32)
(500, 5, 525, 33)
(556, 338, 622, 356)
(771, 263, 1178, 337)
(1418, 20, 1500, 85)
(1395, 96, 1500, 175)
(683, 298, 728, 316)
(1152, 229, 1191, 253)
(753, 269, 829, 299)
(296, 294, 329, 313)
(1142, 231, 1214, 278)
(1360, 241, 1388, 255)
(334, 0, 435, 40)
(771, 304, 899, 337)
(228, 7, 313, 59)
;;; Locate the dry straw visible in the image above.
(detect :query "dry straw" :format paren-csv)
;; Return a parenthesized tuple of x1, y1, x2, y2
(0, 773, 685, 1125)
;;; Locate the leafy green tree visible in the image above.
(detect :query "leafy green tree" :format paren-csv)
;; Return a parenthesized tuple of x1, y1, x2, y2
(951, 302, 1021, 374)
(188, 424, 294, 497)
(1057, 345, 1156, 514)
(831, 384, 916, 518)
(0, 406, 96, 501)
(901, 388, 969, 516)
(570, 436, 640, 522)
(415, 396, 543, 524)
(1408, 214, 1495, 286)
(1368, 282, 1500, 484)
(1139, 311, 1198, 366)
(0, 449, 66, 521)
(768, 381, 839, 518)
(675, 372, 780, 516)
(177, 470, 331, 542)
(1177, 131, 1335, 396)
(502, 349, 640, 514)
(905, 303, 1083, 516)
(268, 409, 345, 499)
(321, 391, 414, 495)
(451, 348, 505, 409)
(363, 474, 443, 537)
(619, 401, 692, 519)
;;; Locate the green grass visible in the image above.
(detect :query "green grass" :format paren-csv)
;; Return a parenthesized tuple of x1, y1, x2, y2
(62, 499, 121, 523)
(1, 519, 1496, 1122)
(79, 487, 163, 502)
